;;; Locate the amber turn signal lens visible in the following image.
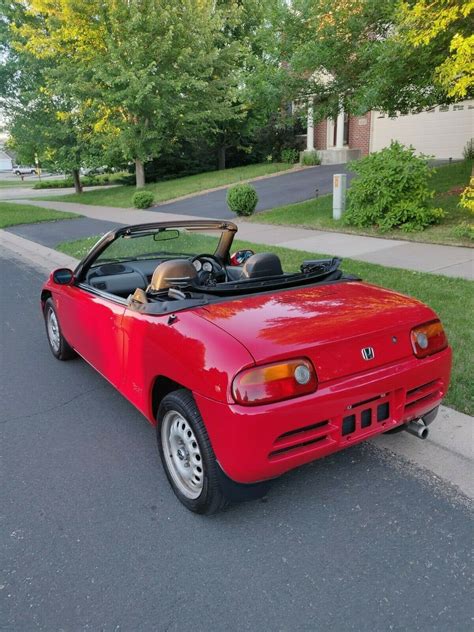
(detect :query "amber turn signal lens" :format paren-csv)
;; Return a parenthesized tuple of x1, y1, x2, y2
(411, 320, 448, 359)
(232, 358, 318, 406)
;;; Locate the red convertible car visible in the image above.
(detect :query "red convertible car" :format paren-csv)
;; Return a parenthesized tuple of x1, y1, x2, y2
(41, 220, 451, 513)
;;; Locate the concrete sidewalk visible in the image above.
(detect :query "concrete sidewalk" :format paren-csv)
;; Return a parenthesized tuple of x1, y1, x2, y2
(11, 198, 474, 280)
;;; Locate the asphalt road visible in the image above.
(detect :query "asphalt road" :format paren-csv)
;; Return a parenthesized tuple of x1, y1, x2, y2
(1, 253, 472, 632)
(152, 164, 354, 218)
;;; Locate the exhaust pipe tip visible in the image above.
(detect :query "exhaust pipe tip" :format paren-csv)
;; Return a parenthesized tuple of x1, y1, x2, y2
(405, 420, 429, 440)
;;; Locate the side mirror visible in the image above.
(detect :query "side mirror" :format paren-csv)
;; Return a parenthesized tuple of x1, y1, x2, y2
(230, 249, 255, 266)
(52, 268, 74, 285)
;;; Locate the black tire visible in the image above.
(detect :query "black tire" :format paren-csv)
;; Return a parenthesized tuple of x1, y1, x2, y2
(43, 298, 76, 360)
(157, 389, 231, 514)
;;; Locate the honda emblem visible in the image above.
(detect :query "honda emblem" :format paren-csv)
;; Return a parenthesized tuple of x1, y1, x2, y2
(361, 347, 375, 361)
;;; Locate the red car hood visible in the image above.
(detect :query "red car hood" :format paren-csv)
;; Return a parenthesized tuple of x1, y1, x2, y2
(198, 281, 437, 382)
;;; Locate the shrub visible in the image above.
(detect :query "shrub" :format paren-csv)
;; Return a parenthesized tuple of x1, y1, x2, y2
(451, 221, 474, 241)
(132, 190, 154, 208)
(463, 139, 474, 160)
(226, 183, 258, 216)
(33, 175, 111, 189)
(301, 151, 321, 166)
(459, 177, 474, 214)
(343, 141, 444, 232)
(281, 148, 299, 164)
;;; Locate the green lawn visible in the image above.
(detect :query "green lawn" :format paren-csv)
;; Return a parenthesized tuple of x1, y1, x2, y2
(0, 179, 36, 188)
(0, 202, 80, 228)
(248, 160, 473, 246)
(58, 232, 473, 416)
(43, 162, 294, 207)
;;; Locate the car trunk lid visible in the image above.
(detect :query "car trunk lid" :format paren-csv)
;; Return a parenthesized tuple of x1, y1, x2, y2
(198, 281, 435, 382)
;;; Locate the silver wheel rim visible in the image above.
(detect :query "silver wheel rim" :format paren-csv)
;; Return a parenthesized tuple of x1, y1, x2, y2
(47, 308, 60, 353)
(161, 410, 204, 500)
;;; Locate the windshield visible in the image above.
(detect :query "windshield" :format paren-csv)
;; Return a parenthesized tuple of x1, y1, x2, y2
(94, 227, 224, 264)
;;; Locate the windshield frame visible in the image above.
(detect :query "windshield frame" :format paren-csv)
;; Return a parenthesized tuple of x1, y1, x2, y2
(73, 220, 238, 282)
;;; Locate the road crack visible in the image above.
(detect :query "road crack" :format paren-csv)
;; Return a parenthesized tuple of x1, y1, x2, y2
(0, 385, 108, 424)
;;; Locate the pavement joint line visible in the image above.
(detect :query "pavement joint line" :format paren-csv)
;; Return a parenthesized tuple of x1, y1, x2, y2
(430, 258, 474, 272)
(1, 226, 472, 499)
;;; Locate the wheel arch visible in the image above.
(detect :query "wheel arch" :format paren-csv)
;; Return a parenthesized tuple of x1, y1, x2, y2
(41, 289, 52, 308)
(151, 375, 187, 422)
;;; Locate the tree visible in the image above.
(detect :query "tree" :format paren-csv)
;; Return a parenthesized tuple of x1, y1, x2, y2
(277, 0, 473, 119)
(0, 2, 106, 192)
(398, 0, 474, 100)
(14, 0, 244, 187)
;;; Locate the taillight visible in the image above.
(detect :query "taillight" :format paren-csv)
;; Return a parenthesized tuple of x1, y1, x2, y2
(232, 358, 318, 406)
(410, 320, 448, 358)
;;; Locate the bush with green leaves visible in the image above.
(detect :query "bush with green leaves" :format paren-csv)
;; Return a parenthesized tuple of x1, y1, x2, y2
(281, 148, 299, 164)
(344, 141, 444, 232)
(463, 139, 474, 160)
(301, 151, 321, 166)
(459, 177, 473, 214)
(226, 183, 258, 216)
(132, 190, 154, 208)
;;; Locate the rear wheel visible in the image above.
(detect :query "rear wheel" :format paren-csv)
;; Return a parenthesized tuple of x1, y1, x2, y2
(43, 298, 76, 360)
(157, 390, 229, 514)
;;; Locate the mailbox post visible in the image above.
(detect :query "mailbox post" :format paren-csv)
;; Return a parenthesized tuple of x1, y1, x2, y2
(332, 173, 347, 220)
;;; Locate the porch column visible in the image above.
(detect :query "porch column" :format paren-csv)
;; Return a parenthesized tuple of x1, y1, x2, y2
(306, 100, 314, 151)
(335, 106, 345, 149)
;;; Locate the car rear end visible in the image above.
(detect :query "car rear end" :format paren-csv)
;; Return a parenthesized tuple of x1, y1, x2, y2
(194, 281, 452, 484)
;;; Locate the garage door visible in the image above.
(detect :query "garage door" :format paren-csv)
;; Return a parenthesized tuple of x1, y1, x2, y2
(370, 100, 474, 159)
(0, 157, 12, 171)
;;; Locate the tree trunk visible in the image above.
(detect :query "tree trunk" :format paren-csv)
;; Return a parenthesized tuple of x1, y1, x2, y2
(72, 169, 82, 194)
(218, 146, 226, 170)
(135, 158, 145, 188)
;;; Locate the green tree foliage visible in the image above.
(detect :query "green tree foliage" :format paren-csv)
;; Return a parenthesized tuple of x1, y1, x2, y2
(277, 0, 473, 118)
(0, 4, 94, 192)
(4, 0, 245, 187)
(344, 142, 445, 231)
(398, 0, 474, 100)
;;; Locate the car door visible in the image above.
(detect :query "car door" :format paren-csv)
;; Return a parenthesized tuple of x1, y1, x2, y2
(55, 284, 126, 389)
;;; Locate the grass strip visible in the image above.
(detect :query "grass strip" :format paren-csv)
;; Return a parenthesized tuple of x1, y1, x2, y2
(0, 202, 80, 228)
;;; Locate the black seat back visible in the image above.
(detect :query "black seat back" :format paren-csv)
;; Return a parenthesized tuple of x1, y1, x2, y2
(241, 253, 283, 279)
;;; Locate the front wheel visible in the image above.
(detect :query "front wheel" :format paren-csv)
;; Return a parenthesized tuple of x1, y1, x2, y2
(43, 298, 76, 360)
(157, 390, 229, 514)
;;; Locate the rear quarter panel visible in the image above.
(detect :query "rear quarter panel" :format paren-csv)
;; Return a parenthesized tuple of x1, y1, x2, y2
(120, 308, 255, 422)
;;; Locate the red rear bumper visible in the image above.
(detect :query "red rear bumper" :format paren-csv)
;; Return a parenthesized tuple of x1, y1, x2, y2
(194, 348, 452, 484)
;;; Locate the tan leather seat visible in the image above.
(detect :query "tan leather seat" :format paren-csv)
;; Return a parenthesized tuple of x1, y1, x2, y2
(128, 287, 148, 306)
(147, 259, 198, 292)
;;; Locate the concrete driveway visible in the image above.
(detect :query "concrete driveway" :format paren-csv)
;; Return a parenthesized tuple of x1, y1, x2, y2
(150, 164, 354, 218)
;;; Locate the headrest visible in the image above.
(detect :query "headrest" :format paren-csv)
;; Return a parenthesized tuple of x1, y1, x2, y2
(241, 253, 283, 279)
(148, 259, 198, 292)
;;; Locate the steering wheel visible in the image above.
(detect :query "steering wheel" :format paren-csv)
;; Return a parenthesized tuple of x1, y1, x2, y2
(190, 254, 226, 283)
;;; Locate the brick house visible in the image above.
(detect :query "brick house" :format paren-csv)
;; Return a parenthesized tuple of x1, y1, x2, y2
(304, 99, 474, 164)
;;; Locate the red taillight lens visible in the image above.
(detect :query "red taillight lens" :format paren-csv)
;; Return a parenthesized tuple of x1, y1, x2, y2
(411, 320, 448, 358)
(232, 358, 318, 406)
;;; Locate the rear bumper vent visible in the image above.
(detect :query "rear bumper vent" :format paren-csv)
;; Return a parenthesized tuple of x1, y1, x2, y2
(405, 380, 443, 414)
(269, 420, 330, 460)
